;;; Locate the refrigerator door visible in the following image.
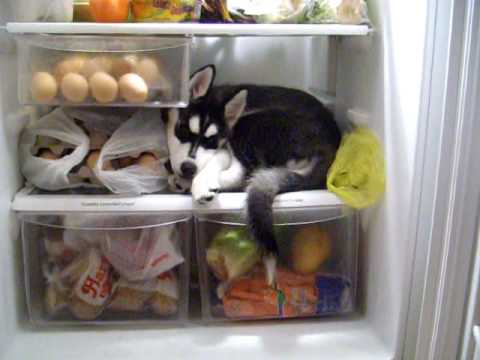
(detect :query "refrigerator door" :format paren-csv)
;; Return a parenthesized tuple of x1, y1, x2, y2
(403, 0, 480, 359)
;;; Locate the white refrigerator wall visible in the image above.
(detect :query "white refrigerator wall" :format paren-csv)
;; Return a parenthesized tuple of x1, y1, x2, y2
(336, 0, 427, 354)
(0, 28, 26, 360)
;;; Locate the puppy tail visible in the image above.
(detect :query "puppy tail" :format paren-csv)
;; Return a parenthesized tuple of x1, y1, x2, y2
(246, 168, 303, 255)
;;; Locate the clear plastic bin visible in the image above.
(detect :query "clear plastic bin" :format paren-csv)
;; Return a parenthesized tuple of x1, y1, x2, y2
(196, 207, 358, 321)
(17, 35, 190, 107)
(20, 212, 191, 326)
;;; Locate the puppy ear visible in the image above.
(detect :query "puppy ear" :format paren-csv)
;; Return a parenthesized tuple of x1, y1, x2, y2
(225, 90, 248, 129)
(189, 65, 216, 100)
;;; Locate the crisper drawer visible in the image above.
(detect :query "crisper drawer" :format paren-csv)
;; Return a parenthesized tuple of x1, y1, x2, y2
(20, 212, 191, 325)
(16, 35, 190, 107)
(196, 206, 358, 321)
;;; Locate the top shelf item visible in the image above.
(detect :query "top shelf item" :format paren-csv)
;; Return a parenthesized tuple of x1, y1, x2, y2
(9, 0, 371, 31)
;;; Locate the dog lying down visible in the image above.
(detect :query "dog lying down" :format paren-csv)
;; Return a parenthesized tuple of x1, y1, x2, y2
(164, 65, 341, 285)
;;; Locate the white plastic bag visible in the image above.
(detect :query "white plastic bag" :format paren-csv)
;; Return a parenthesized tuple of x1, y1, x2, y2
(95, 109, 169, 194)
(20, 108, 91, 191)
(13, 0, 74, 22)
(101, 226, 184, 281)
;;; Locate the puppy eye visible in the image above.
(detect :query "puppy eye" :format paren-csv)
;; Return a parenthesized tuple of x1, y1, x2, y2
(202, 136, 218, 149)
(175, 124, 193, 142)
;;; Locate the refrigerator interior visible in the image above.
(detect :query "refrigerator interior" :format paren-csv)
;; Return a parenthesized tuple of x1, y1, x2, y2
(0, 0, 428, 358)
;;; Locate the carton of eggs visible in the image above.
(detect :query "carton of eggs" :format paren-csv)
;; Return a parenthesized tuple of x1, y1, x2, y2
(30, 53, 168, 105)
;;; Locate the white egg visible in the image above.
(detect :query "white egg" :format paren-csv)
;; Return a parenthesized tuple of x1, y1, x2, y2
(89, 72, 118, 103)
(118, 73, 149, 103)
(61, 73, 89, 103)
(31, 72, 58, 103)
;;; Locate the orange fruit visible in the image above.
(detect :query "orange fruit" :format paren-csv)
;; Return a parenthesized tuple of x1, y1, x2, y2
(89, 0, 130, 22)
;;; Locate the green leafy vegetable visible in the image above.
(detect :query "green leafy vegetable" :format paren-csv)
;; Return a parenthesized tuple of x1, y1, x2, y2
(304, 0, 335, 23)
(206, 227, 261, 281)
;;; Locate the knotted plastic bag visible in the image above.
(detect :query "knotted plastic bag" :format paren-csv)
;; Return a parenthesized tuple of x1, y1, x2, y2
(20, 108, 91, 190)
(94, 109, 169, 194)
(13, 0, 73, 22)
(327, 127, 385, 208)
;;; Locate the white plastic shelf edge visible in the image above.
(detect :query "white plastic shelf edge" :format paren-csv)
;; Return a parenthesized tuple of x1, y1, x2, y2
(6, 22, 370, 36)
(11, 187, 344, 212)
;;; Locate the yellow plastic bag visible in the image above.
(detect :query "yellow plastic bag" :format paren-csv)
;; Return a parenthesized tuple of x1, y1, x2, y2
(327, 127, 385, 209)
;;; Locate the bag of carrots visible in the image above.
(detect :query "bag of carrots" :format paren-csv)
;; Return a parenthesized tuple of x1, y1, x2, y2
(222, 266, 350, 319)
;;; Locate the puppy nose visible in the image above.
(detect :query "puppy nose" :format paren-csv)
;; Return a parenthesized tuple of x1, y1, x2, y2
(180, 162, 197, 179)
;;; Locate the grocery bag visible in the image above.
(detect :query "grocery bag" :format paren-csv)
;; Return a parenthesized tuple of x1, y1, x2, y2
(94, 109, 169, 194)
(20, 108, 90, 190)
(327, 127, 385, 208)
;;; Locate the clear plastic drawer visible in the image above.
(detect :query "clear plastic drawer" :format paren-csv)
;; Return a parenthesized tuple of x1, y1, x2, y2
(196, 206, 358, 321)
(17, 35, 190, 107)
(20, 212, 191, 325)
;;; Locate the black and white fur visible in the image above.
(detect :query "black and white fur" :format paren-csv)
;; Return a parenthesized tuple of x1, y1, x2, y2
(165, 65, 341, 281)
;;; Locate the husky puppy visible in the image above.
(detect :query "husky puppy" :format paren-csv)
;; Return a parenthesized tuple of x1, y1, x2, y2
(165, 65, 341, 279)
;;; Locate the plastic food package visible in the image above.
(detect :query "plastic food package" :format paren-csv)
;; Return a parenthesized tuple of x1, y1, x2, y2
(94, 109, 170, 194)
(222, 266, 351, 318)
(101, 226, 184, 281)
(68, 249, 114, 320)
(327, 127, 385, 209)
(131, 0, 202, 22)
(19, 108, 91, 191)
(42, 249, 114, 320)
(203, 0, 369, 24)
(227, 0, 309, 23)
(109, 271, 179, 315)
(13, 0, 74, 22)
(304, 0, 369, 24)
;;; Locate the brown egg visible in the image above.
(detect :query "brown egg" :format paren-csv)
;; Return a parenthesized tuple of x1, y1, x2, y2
(118, 73, 149, 103)
(37, 148, 58, 160)
(86, 150, 100, 170)
(53, 55, 87, 82)
(136, 153, 158, 170)
(117, 156, 135, 168)
(86, 150, 113, 171)
(80, 56, 113, 79)
(136, 57, 162, 86)
(111, 54, 139, 79)
(61, 73, 89, 103)
(89, 72, 118, 103)
(31, 72, 58, 103)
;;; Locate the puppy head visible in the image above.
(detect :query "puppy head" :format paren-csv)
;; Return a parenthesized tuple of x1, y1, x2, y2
(165, 65, 247, 180)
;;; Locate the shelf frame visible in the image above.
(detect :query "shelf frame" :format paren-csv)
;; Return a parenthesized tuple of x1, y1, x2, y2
(6, 22, 371, 37)
(12, 187, 345, 212)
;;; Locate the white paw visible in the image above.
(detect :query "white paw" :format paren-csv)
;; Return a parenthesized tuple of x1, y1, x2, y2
(208, 174, 220, 194)
(168, 174, 191, 193)
(192, 174, 217, 203)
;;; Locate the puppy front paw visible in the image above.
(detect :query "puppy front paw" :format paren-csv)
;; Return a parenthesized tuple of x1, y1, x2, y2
(192, 175, 217, 204)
